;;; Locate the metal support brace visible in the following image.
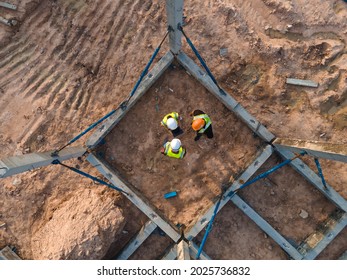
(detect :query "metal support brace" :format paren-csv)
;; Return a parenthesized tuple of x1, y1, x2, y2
(87, 153, 181, 242)
(176, 51, 275, 143)
(189, 242, 212, 260)
(165, 0, 183, 54)
(186, 145, 273, 240)
(0, 146, 86, 178)
(117, 220, 157, 260)
(177, 240, 190, 260)
(301, 212, 347, 260)
(230, 195, 303, 260)
(273, 138, 347, 163)
(87, 51, 174, 148)
(276, 147, 347, 212)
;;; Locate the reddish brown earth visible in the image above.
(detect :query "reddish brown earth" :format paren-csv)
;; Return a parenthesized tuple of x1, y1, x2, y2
(0, 0, 346, 259)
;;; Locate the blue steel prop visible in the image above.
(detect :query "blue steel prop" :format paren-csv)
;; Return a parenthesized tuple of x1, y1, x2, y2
(314, 158, 328, 189)
(52, 160, 129, 195)
(178, 25, 226, 96)
(196, 194, 223, 259)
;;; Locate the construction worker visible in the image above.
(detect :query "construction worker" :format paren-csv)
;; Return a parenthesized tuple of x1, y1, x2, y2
(161, 138, 186, 159)
(161, 112, 183, 137)
(191, 109, 213, 141)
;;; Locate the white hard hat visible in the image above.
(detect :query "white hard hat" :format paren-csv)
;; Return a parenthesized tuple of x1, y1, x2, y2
(167, 118, 178, 130)
(171, 138, 181, 151)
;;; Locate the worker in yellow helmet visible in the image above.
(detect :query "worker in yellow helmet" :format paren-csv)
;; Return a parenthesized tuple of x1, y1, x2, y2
(161, 138, 186, 159)
(191, 109, 213, 141)
(161, 112, 183, 137)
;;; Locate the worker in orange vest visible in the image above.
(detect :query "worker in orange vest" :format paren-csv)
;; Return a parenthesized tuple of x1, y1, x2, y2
(191, 109, 213, 141)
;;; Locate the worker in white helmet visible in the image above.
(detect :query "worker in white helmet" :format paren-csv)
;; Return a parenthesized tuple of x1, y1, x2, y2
(161, 112, 183, 137)
(161, 138, 186, 159)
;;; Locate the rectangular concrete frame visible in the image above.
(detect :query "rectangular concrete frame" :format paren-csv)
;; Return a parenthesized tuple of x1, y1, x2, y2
(176, 51, 275, 143)
(87, 153, 181, 242)
(186, 145, 274, 240)
(230, 195, 303, 260)
(116, 220, 157, 260)
(86, 51, 174, 149)
(301, 212, 347, 260)
(0, 146, 86, 178)
(273, 138, 347, 163)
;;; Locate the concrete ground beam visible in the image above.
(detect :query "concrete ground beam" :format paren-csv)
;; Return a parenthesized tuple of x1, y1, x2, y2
(276, 147, 347, 212)
(186, 145, 273, 240)
(176, 51, 275, 143)
(116, 220, 157, 260)
(0, 146, 86, 178)
(230, 195, 303, 260)
(339, 250, 347, 260)
(86, 51, 174, 149)
(0, 246, 21, 260)
(302, 212, 347, 260)
(87, 154, 181, 242)
(189, 242, 212, 260)
(165, 0, 183, 54)
(273, 138, 347, 163)
(162, 245, 177, 260)
(177, 240, 190, 260)
(0, 2, 17, 10)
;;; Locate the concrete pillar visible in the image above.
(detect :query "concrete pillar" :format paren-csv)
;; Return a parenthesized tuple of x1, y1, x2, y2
(165, 0, 183, 54)
(0, 146, 86, 178)
(273, 138, 347, 163)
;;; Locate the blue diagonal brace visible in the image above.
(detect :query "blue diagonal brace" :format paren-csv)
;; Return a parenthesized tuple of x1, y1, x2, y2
(314, 158, 328, 189)
(52, 160, 129, 195)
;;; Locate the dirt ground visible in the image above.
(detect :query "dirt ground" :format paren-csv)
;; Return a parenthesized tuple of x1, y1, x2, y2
(0, 0, 346, 259)
(98, 64, 263, 229)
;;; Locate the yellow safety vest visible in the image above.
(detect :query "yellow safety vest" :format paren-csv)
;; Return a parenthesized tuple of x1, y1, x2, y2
(193, 114, 211, 133)
(164, 142, 186, 159)
(161, 112, 179, 127)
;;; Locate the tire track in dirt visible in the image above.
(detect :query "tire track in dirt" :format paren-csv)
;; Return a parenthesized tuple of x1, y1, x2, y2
(81, 0, 152, 114)
(77, 0, 146, 114)
(18, 2, 99, 101)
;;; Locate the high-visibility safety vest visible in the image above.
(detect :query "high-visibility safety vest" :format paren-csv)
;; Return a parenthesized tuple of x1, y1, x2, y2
(193, 114, 211, 133)
(164, 142, 186, 159)
(161, 112, 179, 127)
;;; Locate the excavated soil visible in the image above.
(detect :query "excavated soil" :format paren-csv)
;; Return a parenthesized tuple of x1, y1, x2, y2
(0, 0, 346, 259)
(98, 64, 264, 229)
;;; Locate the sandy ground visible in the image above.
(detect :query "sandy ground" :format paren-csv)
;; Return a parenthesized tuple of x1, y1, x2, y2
(98, 64, 263, 229)
(0, 0, 346, 259)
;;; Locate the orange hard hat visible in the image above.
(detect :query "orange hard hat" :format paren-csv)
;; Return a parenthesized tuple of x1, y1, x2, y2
(192, 118, 205, 131)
